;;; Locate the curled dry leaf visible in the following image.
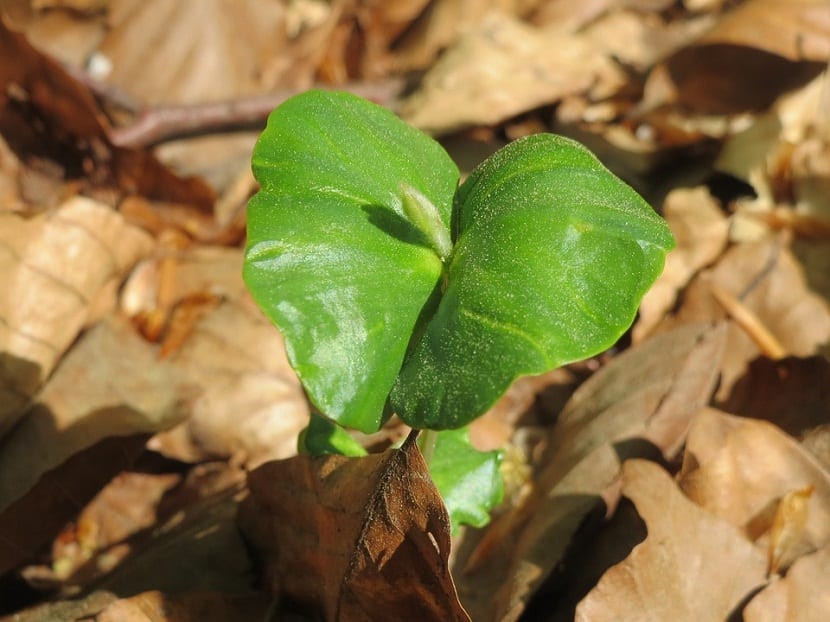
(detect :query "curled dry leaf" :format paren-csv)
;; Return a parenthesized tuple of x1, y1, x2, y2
(457, 322, 726, 622)
(0, 196, 153, 436)
(633, 186, 728, 341)
(678, 408, 830, 571)
(238, 432, 470, 622)
(575, 459, 768, 622)
(744, 544, 830, 622)
(399, 12, 623, 134)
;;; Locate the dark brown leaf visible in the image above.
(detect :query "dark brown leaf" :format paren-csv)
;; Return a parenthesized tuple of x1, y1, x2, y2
(238, 432, 469, 621)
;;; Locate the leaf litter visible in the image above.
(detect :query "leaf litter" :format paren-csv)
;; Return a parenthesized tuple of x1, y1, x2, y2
(1, 0, 830, 620)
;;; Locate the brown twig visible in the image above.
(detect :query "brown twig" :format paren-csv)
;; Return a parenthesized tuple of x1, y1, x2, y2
(108, 79, 406, 150)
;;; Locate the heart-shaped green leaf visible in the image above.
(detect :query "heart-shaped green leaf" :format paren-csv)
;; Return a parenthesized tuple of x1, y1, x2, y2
(244, 90, 458, 432)
(244, 91, 674, 433)
(391, 134, 674, 429)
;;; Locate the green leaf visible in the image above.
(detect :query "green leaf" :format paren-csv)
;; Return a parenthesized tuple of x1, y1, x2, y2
(245, 91, 673, 433)
(244, 90, 459, 433)
(298, 413, 368, 457)
(424, 428, 503, 533)
(391, 134, 675, 429)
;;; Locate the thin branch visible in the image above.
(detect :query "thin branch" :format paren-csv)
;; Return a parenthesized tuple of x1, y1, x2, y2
(108, 79, 406, 150)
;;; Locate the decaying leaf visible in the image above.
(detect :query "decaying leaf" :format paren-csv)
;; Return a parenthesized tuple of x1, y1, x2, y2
(0, 196, 153, 436)
(458, 322, 726, 622)
(575, 459, 768, 622)
(678, 408, 830, 571)
(238, 432, 470, 621)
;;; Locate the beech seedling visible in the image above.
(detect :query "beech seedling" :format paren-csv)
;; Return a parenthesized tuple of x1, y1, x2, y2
(243, 90, 673, 529)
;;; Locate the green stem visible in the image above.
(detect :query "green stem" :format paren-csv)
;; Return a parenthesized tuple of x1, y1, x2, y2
(418, 428, 439, 465)
(399, 182, 452, 262)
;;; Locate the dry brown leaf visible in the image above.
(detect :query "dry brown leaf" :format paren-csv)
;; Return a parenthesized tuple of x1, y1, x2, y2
(458, 322, 726, 622)
(649, 0, 830, 114)
(723, 356, 830, 440)
(0, 433, 147, 577)
(0, 316, 186, 513)
(399, 12, 623, 134)
(99, 0, 289, 104)
(238, 432, 470, 621)
(678, 409, 830, 571)
(0, 197, 153, 436)
(574, 459, 768, 621)
(633, 186, 728, 341)
(93, 591, 271, 622)
(669, 238, 830, 399)
(121, 244, 307, 466)
(50, 470, 183, 582)
(0, 19, 216, 206)
(744, 543, 830, 622)
(695, 0, 830, 63)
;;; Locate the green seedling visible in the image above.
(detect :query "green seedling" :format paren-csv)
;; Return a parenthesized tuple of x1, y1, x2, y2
(243, 90, 674, 530)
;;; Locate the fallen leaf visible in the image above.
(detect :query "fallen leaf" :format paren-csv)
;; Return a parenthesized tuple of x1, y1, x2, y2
(150, 298, 308, 467)
(0, 196, 153, 436)
(678, 408, 830, 571)
(0, 20, 215, 207)
(458, 322, 726, 622)
(0, 433, 147, 577)
(399, 12, 623, 134)
(238, 431, 470, 621)
(722, 356, 830, 439)
(633, 186, 729, 341)
(669, 238, 830, 398)
(648, 0, 829, 113)
(744, 543, 830, 622)
(93, 591, 271, 622)
(0, 315, 187, 513)
(694, 0, 830, 63)
(575, 459, 769, 621)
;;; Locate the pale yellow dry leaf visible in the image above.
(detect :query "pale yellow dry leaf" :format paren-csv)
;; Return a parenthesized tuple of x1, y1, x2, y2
(679, 409, 830, 570)
(575, 459, 768, 622)
(0, 196, 153, 437)
(399, 12, 624, 134)
(744, 544, 830, 622)
(633, 186, 728, 341)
